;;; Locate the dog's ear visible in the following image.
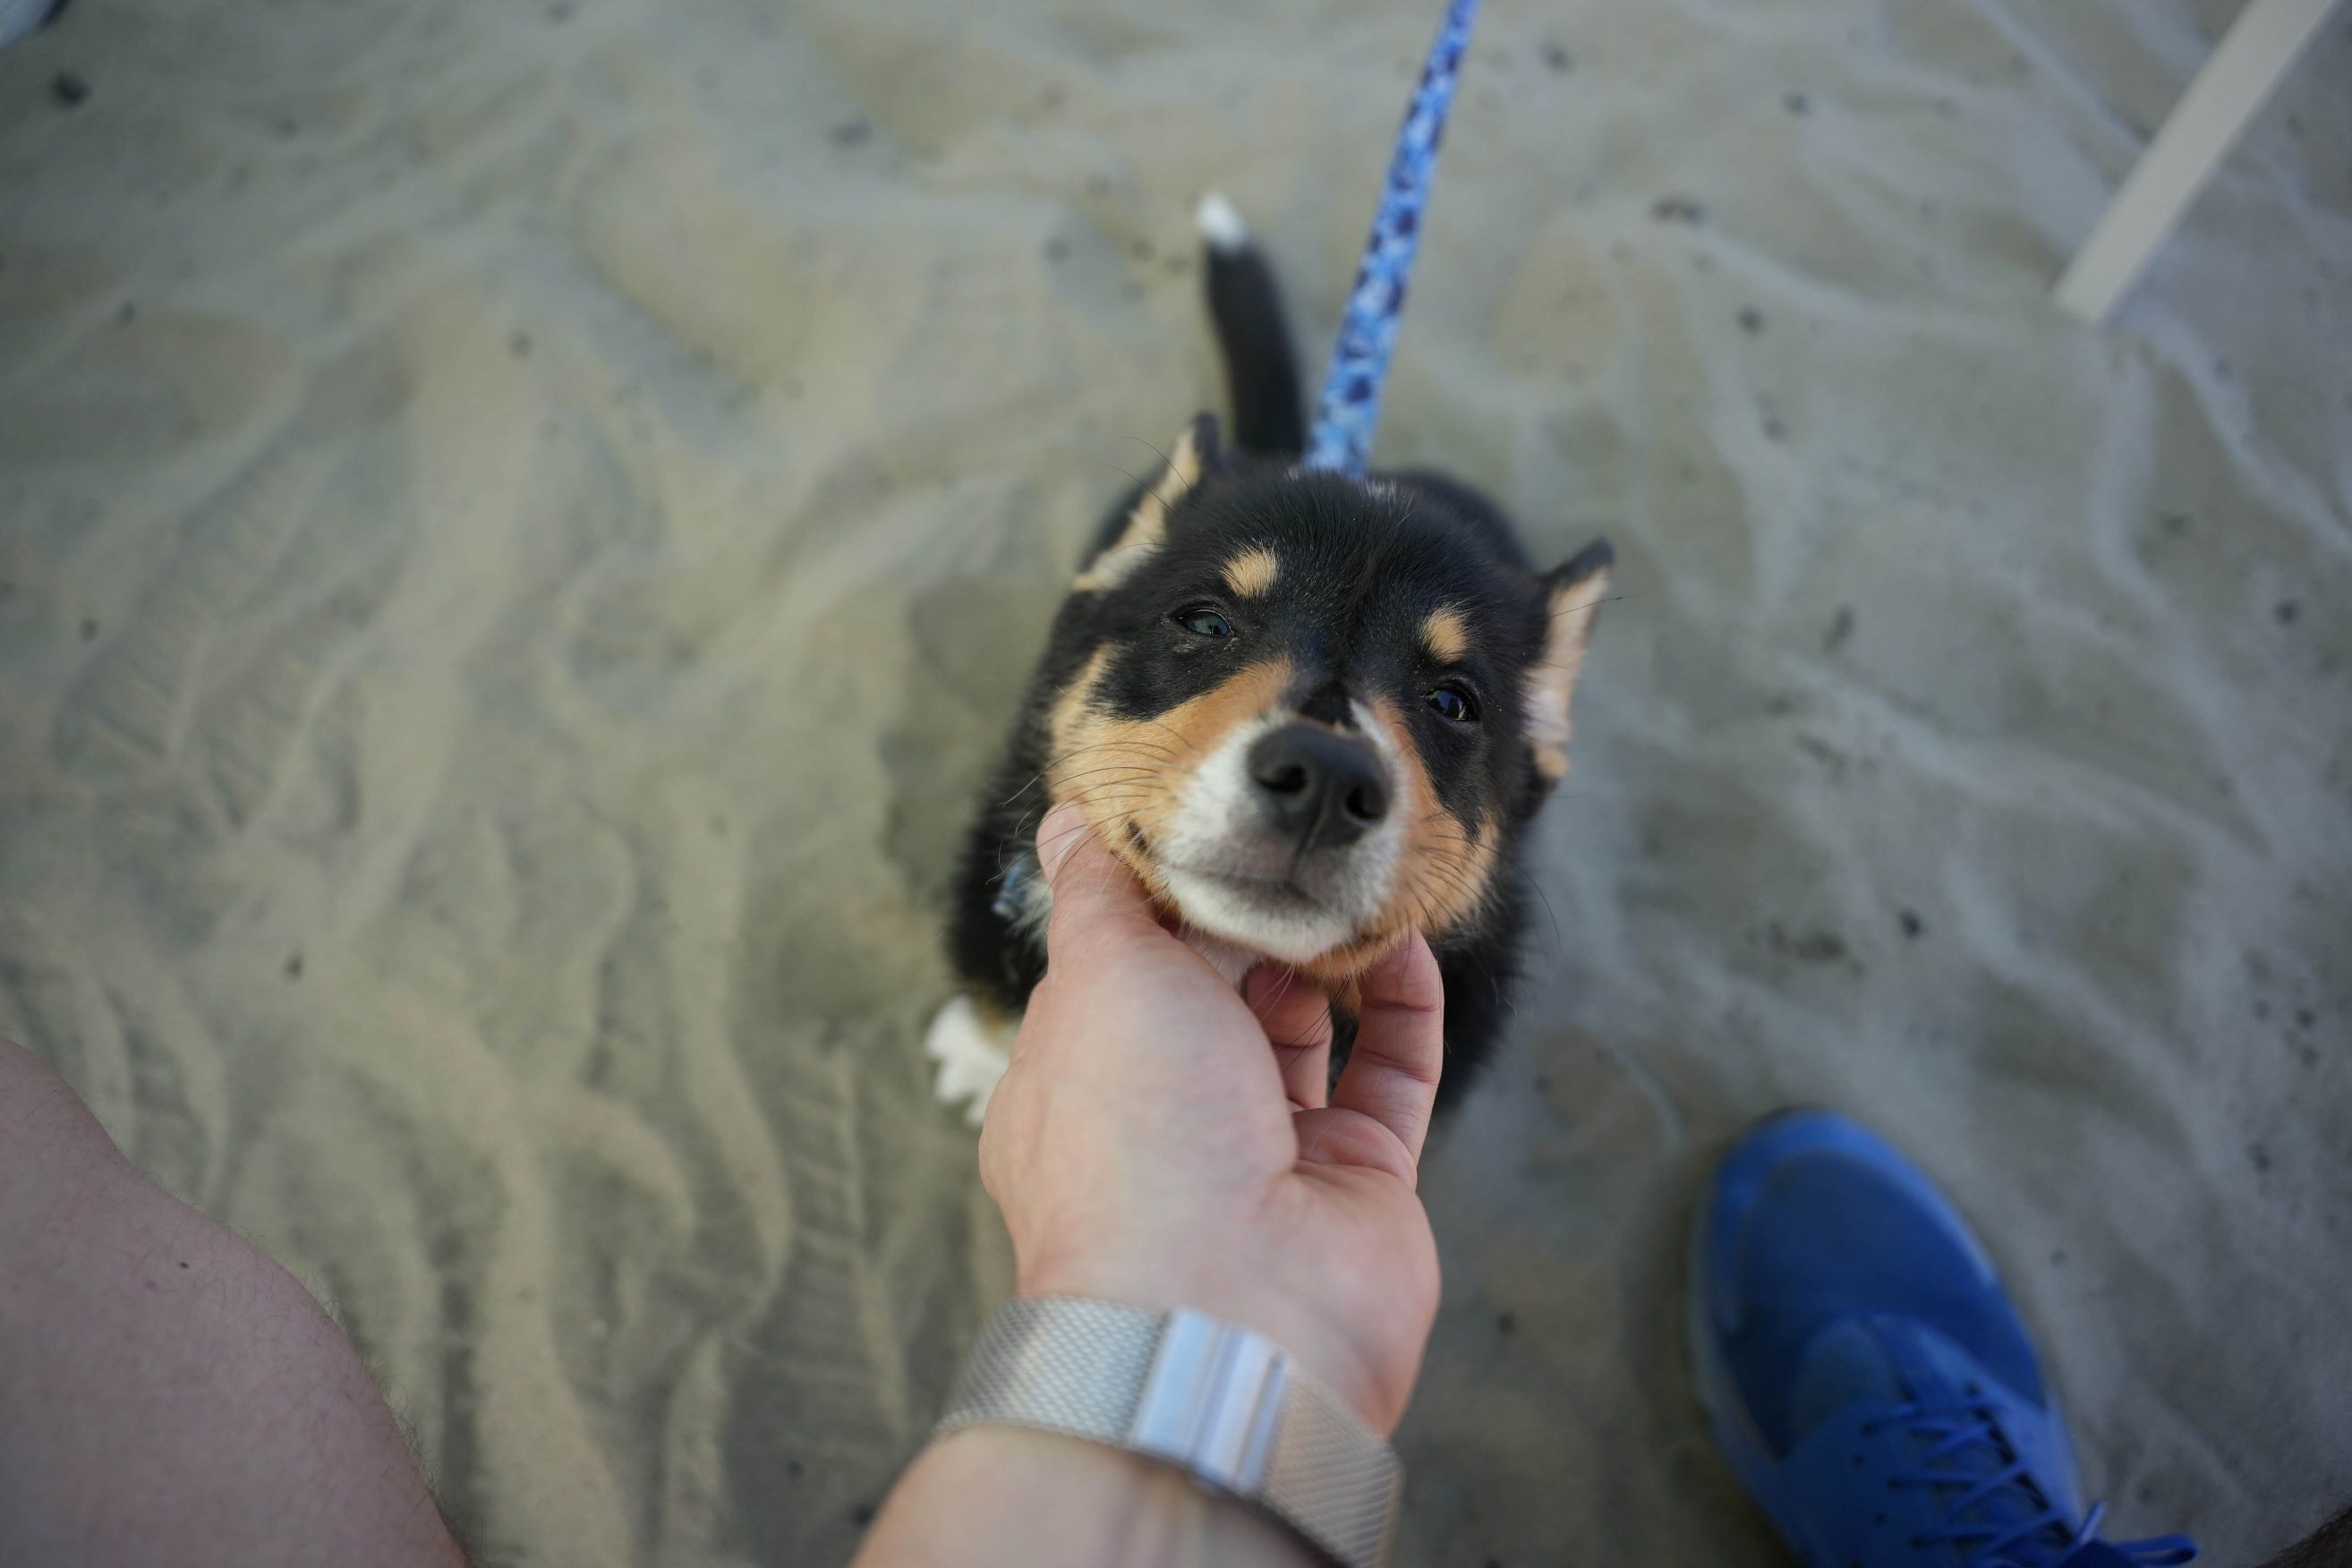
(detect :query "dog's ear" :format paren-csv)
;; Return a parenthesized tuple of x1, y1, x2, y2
(1525, 539, 1614, 787)
(1075, 413, 1221, 592)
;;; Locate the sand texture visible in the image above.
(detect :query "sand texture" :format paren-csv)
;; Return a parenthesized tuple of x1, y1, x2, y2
(3, 0, 2348, 1562)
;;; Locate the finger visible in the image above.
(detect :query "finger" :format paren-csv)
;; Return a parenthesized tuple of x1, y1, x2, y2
(1292, 1105, 1416, 1187)
(1327, 934, 1444, 1167)
(1245, 967, 1333, 1110)
(1034, 800, 1165, 962)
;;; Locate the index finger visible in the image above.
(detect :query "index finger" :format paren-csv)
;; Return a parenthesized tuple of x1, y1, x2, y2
(1034, 800, 1165, 963)
(1328, 934, 1444, 1164)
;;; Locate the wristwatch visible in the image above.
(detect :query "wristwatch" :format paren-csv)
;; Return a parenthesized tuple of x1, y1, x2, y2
(935, 1298, 1402, 1568)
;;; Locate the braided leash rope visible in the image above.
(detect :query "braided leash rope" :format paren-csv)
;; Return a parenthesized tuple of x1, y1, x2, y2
(1301, 0, 1484, 478)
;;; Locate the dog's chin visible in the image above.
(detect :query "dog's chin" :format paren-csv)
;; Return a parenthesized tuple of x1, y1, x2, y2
(1158, 863, 1363, 967)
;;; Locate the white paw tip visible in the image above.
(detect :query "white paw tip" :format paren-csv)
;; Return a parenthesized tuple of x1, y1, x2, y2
(1195, 192, 1248, 251)
(925, 995, 1011, 1127)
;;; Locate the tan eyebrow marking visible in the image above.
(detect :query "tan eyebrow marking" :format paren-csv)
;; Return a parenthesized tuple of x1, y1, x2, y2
(1422, 606, 1470, 663)
(1221, 547, 1281, 598)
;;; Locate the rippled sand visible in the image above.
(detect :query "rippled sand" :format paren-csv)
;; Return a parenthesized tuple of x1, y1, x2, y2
(2, 1, 2347, 1562)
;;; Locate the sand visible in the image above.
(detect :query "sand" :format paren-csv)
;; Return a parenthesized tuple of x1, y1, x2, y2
(2, 0, 2348, 1562)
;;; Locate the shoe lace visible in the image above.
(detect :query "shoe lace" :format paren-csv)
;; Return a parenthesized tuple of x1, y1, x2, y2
(1867, 1401, 2198, 1568)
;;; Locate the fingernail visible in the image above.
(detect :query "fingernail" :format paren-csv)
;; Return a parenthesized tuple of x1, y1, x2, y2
(1035, 801, 1091, 884)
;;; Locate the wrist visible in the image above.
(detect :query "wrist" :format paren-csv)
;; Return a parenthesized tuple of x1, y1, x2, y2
(859, 1427, 1317, 1568)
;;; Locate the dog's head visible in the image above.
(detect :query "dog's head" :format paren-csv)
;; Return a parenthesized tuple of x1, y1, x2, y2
(1044, 415, 1610, 980)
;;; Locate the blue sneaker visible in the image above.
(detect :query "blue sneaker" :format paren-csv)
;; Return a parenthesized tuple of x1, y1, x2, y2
(1686, 1110, 2197, 1568)
(0, 0, 71, 51)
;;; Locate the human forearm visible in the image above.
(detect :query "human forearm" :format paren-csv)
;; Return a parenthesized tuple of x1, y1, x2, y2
(852, 1427, 1316, 1568)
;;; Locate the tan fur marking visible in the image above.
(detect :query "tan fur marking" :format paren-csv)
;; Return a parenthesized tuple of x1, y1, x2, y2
(1222, 548, 1281, 598)
(1421, 606, 1470, 663)
(1529, 565, 1611, 780)
(1073, 423, 1207, 593)
(1046, 652, 1296, 903)
(1292, 695, 1500, 986)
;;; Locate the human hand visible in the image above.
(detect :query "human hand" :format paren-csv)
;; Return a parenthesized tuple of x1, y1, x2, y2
(977, 802, 1445, 1434)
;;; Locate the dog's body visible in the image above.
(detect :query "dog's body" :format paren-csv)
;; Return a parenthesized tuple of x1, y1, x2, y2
(929, 200, 1610, 1120)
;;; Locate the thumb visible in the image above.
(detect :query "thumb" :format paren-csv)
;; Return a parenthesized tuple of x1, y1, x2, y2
(1035, 801, 1164, 960)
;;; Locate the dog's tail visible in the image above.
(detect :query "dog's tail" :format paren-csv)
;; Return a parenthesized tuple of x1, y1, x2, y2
(1197, 193, 1306, 459)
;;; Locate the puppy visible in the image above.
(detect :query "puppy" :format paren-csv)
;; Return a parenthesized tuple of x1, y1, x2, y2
(928, 198, 1611, 1121)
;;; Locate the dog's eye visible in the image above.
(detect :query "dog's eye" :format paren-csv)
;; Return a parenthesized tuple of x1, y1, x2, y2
(1175, 607, 1233, 638)
(1427, 684, 1479, 722)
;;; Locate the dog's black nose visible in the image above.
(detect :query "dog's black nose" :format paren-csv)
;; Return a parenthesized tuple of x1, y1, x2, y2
(1247, 725, 1392, 850)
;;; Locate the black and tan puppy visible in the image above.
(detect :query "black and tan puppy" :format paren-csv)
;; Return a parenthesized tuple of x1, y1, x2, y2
(928, 198, 1611, 1120)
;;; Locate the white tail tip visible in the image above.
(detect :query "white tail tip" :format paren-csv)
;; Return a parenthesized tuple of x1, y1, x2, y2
(1195, 192, 1249, 252)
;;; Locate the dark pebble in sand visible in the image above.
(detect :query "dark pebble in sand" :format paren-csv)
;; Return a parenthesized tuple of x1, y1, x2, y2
(850, 1503, 876, 1527)
(1768, 923, 1848, 964)
(1824, 604, 1855, 652)
(2275, 600, 2299, 625)
(508, 330, 532, 358)
(1738, 306, 1764, 334)
(1650, 195, 1707, 225)
(547, 0, 574, 19)
(2249, 1143, 2273, 1173)
(1043, 236, 1069, 262)
(2296, 1008, 2316, 1029)
(1899, 909, 1924, 939)
(53, 72, 89, 108)
(81, 618, 98, 641)
(1784, 90, 1810, 115)
(1539, 42, 1571, 72)
(1496, 1310, 1517, 1335)
(828, 119, 872, 148)
(1763, 416, 1788, 442)
(285, 953, 304, 980)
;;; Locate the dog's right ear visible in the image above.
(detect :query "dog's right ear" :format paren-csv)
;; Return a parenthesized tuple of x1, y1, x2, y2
(1524, 538, 1614, 788)
(1074, 413, 1221, 592)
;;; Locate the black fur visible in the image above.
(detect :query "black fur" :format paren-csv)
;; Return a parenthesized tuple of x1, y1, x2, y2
(1205, 237, 1306, 456)
(948, 223, 1607, 1104)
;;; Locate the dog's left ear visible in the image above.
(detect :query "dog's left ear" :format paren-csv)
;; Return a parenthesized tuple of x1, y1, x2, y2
(1075, 413, 1221, 592)
(1525, 539, 1614, 786)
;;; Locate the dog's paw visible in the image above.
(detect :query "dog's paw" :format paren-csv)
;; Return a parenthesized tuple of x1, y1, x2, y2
(925, 994, 1013, 1127)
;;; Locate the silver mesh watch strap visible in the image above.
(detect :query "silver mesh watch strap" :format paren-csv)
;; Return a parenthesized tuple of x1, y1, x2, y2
(935, 1298, 1402, 1568)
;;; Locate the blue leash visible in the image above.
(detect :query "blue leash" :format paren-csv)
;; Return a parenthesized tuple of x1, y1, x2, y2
(1301, 0, 1483, 478)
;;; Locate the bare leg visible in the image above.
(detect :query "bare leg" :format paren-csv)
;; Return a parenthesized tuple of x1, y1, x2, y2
(0, 1037, 468, 1568)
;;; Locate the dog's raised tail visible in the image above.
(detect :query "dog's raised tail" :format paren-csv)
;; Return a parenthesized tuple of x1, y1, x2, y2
(1197, 192, 1305, 459)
